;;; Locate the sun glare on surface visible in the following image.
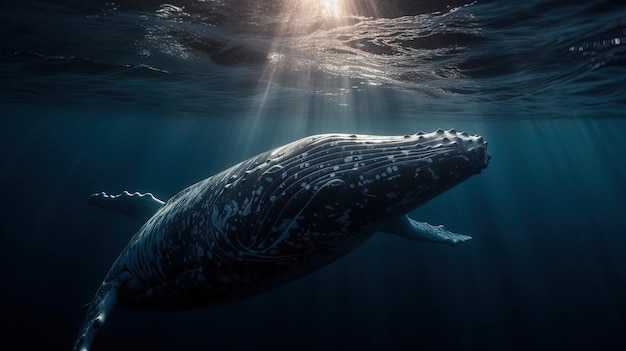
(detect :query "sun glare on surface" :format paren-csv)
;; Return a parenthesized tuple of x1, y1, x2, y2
(254, 0, 362, 124)
(320, 0, 342, 17)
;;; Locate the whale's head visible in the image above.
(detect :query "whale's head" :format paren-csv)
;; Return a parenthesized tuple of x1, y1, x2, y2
(237, 129, 489, 237)
(329, 129, 490, 222)
(215, 129, 489, 255)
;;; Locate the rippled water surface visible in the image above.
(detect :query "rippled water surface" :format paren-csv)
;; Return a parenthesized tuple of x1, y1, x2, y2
(2, 0, 625, 118)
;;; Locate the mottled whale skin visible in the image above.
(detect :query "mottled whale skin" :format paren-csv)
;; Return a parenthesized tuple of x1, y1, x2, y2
(73, 130, 489, 351)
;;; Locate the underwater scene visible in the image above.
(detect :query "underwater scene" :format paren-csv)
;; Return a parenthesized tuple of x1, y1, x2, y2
(1, 0, 625, 350)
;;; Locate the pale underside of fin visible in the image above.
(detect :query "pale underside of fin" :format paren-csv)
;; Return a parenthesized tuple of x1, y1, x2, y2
(379, 215, 472, 246)
(88, 191, 165, 222)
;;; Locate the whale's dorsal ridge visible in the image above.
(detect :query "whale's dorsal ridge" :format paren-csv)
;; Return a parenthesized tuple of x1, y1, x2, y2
(87, 191, 165, 222)
(379, 215, 472, 246)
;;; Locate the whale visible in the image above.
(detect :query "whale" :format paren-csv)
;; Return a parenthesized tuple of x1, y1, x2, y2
(73, 129, 490, 351)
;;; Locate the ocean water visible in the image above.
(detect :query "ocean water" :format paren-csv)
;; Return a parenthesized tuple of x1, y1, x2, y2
(1, 0, 625, 350)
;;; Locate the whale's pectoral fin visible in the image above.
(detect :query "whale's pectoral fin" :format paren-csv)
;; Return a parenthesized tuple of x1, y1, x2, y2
(88, 191, 165, 222)
(73, 272, 128, 351)
(379, 215, 472, 246)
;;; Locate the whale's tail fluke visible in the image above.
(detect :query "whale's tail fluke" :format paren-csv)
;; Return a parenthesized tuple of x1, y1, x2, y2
(73, 273, 126, 351)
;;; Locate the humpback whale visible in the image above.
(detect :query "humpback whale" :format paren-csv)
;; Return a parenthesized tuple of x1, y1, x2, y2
(73, 129, 490, 351)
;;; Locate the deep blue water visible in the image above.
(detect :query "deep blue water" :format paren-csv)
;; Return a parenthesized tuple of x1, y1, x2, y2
(1, 1, 626, 350)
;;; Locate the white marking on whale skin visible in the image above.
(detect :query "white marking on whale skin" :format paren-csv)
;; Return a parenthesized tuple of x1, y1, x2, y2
(241, 197, 252, 216)
(256, 186, 264, 195)
(211, 201, 239, 234)
(336, 209, 352, 228)
(427, 167, 438, 180)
